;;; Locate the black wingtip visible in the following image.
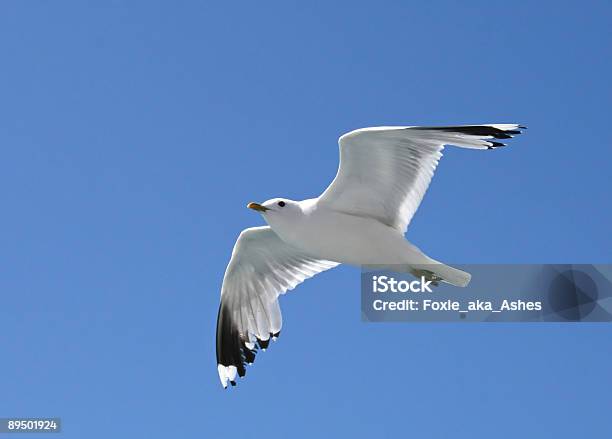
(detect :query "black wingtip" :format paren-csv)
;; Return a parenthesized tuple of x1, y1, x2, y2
(217, 302, 283, 387)
(257, 337, 270, 350)
(488, 141, 506, 149)
(410, 124, 525, 140)
(216, 303, 249, 378)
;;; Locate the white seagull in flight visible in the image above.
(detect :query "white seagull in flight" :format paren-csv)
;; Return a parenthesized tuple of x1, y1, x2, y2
(216, 124, 524, 387)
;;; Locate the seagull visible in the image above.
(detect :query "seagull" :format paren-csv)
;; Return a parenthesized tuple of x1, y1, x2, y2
(216, 124, 524, 387)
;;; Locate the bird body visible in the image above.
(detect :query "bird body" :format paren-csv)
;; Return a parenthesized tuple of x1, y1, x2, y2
(216, 124, 525, 387)
(266, 198, 437, 269)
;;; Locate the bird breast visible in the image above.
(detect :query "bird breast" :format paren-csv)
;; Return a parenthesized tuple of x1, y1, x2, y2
(269, 206, 408, 266)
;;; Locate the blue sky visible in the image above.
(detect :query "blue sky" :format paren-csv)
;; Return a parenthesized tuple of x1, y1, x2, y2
(1, 1, 611, 437)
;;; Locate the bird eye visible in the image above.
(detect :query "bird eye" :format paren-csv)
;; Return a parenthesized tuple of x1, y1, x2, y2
(278, 201, 286, 207)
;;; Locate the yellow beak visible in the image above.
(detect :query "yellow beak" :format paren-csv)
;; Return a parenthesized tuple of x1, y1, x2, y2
(247, 202, 269, 212)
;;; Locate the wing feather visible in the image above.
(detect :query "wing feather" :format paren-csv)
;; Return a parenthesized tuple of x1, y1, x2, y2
(318, 124, 523, 233)
(216, 226, 338, 387)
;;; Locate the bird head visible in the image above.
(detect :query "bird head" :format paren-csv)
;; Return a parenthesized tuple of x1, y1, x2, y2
(247, 198, 299, 214)
(247, 198, 304, 227)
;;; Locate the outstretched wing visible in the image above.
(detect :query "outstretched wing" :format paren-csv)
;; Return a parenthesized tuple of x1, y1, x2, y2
(318, 124, 524, 234)
(216, 226, 339, 388)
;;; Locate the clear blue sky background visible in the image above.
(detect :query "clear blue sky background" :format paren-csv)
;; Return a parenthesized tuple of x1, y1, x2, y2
(1, 1, 611, 438)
